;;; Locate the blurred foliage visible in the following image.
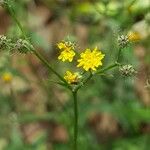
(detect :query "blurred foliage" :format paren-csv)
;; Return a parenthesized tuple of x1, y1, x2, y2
(0, 0, 150, 150)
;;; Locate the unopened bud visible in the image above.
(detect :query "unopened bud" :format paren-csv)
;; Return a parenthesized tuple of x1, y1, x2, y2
(65, 40, 76, 50)
(0, 35, 12, 51)
(14, 39, 33, 54)
(117, 35, 129, 48)
(119, 64, 137, 77)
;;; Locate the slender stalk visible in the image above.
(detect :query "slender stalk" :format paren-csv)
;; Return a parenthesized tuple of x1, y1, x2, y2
(71, 72, 93, 150)
(117, 47, 122, 62)
(72, 91, 78, 150)
(32, 50, 68, 84)
(5, 2, 70, 86)
(96, 63, 120, 75)
(6, 4, 26, 39)
(73, 72, 93, 92)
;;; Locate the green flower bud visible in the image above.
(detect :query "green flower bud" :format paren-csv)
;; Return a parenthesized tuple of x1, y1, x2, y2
(0, 35, 12, 51)
(117, 34, 129, 48)
(119, 64, 137, 77)
(14, 39, 33, 54)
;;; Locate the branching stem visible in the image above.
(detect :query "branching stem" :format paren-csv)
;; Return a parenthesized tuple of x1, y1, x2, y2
(6, 2, 70, 86)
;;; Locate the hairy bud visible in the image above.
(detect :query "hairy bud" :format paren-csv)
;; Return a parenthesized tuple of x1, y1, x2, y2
(119, 64, 137, 77)
(117, 35, 129, 48)
(13, 39, 33, 54)
(0, 35, 12, 51)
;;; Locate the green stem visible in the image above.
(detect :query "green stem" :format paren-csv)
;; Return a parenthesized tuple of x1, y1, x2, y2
(72, 91, 78, 150)
(82, 72, 93, 86)
(96, 63, 120, 75)
(6, 4, 26, 39)
(74, 72, 93, 92)
(117, 47, 122, 62)
(32, 50, 68, 84)
(6, 2, 70, 86)
(71, 73, 93, 150)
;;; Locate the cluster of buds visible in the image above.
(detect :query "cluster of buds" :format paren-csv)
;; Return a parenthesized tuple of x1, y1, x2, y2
(119, 64, 137, 77)
(64, 40, 76, 50)
(0, 35, 33, 53)
(117, 34, 129, 48)
(0, 35, 12, 51)
(13, 39, 33, 54)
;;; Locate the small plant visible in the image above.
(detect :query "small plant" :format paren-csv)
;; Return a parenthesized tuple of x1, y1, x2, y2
(0, 1, 141, 150)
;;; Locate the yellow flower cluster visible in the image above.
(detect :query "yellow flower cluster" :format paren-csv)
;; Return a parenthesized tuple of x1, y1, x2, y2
(57, 41, 105, 84)
(128, 31, 141, 42)
(57, 42, 75, 62)
(77, 47, 105, 71)
(64, 71, 79, 84)
(1, 72, 12, 83)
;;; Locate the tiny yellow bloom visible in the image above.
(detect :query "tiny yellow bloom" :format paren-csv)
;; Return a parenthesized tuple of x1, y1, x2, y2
(64, 71, 79, 84)
(1, 72, 12, 83)
(128, 31, 141, 42)
(77, 47, 105, 71)
(57, 42, 66, 49)
(57, 42, 75, 62)
(58, 50, 75, 62)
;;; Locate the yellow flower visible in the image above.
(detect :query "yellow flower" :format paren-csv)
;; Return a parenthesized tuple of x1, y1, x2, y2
(77, 47, 105, 71)
(64, 71, 79, 84)
(128, 31, 141, 42)
(1, 72, 12, 83)
(57, 42, 75, 62)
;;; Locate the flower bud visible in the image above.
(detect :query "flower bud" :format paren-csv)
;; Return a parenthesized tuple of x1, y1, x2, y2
(117, 34, 129, 48)
(64, 40, 76, 50)
(14, 39, 33, 53)
(119, 64, 137, 77)
(0, 35, 12, 51)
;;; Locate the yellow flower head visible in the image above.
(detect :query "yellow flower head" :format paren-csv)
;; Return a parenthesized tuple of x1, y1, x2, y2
(1, 72, 13, 83)
(57, 41, 75, 62)
(64, 71, 79, 84)
(77, 47, 105, 71)
(128, 31, 141, 42)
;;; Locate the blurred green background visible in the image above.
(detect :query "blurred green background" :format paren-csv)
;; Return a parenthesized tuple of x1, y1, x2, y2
(0, 0, 150, 150)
